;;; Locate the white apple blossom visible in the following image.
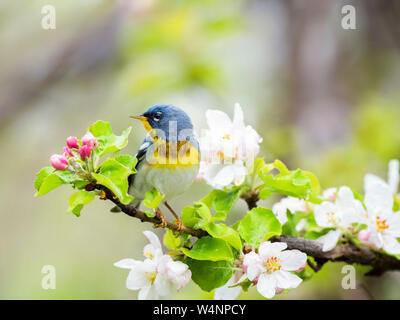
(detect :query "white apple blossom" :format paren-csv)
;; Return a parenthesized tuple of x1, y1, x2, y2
(214, 271, 244, 300)
(114, 231, 191, 299)
(272, 196, 309, 225)
(361, 170, 400, 254)
(198, 103, 262, 189)
(314, 186, 365, 252)
(242, 241, 307, 299)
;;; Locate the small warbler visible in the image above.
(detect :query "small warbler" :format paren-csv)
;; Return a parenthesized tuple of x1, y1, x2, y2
(125, 104, 200, 231)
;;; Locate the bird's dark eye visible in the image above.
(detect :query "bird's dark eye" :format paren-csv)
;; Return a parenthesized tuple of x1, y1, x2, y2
(153, 112, 162, 121)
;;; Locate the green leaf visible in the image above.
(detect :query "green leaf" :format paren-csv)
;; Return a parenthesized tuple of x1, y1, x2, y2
(181, 202, 211, 229)
(238, 207, 282, 247)
(164, 229, 181, 250)
(67, 191, 95, 217)
(34, 167, 54, 191)
(200, 188, 241, 221)
(143, 188, 165, 209)
(35, 173, 66, 197)
(115, 155, 138, 172)
(89, 121, 132, 157)
(259, 160, 314, 199)
(181, 236, 234, 262)
(186, 259, 233, 292)
(281, 210, 310, 237)
(92, 158, 134, 204)
(204, 222, 242, 251)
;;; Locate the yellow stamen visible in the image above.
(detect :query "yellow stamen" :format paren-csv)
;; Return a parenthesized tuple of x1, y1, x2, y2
(145, 271, 157, 283)
(266, 256, 282, 272)
(376, 216, 389, 231)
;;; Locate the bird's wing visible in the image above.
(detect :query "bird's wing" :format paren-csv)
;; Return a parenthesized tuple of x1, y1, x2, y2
(128, 135, 153, 187)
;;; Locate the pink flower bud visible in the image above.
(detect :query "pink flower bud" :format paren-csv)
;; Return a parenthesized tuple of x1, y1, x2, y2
(79, 145, 92, 160)
(50, 154, 68, 171)
(358, 229, 370, 243)
(81, 132, 98, 150)
(63, 147, 73, 158)
(295, 262, 306, 273)
(66, 136, 79, 149)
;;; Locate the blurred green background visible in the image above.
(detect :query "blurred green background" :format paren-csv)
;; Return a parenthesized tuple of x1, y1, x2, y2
(0, 0, 399, 299)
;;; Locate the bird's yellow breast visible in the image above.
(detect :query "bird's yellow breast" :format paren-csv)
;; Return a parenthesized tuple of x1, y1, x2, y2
(145, 139, 200, 169)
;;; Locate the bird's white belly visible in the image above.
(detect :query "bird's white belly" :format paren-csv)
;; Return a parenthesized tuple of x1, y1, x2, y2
(130, 164, 198, 201)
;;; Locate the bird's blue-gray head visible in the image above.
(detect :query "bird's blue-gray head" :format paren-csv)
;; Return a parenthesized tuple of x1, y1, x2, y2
(131, 104, 195, 142)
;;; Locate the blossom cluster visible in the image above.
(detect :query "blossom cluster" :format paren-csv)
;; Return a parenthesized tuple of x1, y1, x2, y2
(114, 231, 191, 300)
(272, 160, 400, 255)
(197, 103, 263, 189)
(215, 241, 306, 300)
(50, 133, 98, 172)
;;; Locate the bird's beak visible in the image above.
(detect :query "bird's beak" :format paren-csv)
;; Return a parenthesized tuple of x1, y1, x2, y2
(130, 114, 147, 121)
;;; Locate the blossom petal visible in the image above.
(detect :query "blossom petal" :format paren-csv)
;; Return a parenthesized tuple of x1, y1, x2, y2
(206, 109, 232, 132)
(317, 229, 341, 252)
(382, 235, 400, 255)
(314, 202, 336, 228)
(232, 103, 245, 128)
(138, 284, 152, 300)
(114, 258, 136, 269)
(243, 251, 264, 281)
(256, 273, 277, 299)
(214, 276, 242, 300)
(364, 175, 393, 215)
(126, 262, 152, 290)
(143, 230, 162, 251)
(279, 250, 307, 271)
(208, 165, 236, 189)
(273, 270, 302, 289)
(387, 213, 400, 237)
(154, 273, 172, 298)
(258, 242, 287, 260)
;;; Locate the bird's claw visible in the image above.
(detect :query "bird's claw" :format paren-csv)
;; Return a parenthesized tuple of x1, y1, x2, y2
(175, 218, 184, 235)
(154, 209, 167, 228)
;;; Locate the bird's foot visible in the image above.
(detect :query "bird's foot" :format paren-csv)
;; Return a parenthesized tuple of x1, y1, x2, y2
(175, 218, 185, 235)
(154, 208, 167, 228)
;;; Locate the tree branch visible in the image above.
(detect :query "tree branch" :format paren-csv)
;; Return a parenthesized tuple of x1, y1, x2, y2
(270, 235, 400, 276)
(95, 185, 400, 276)
(95, 184, 208, 238)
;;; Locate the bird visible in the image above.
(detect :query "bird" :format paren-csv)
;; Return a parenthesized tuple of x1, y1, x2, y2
(124, 104, 200, 232)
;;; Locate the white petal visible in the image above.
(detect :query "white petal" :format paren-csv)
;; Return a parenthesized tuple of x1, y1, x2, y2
(382, 235, 400, 255)
(279, 250, 307, 271)
(243, 251, 264, 281)
(273, 270, 302, 289)
(154, 273, 172, 298)
(209, 165, 236, 189)
(114, 258, 136, 269)
(317, 230, 341, 252)
(256, 273, 277, 299)
(314, 202, 336, 228)
(138, 284, 153, 300)
(272, 202, 288, 225)
(143, 230, 162, 251)
(232, 103, 245, 128)
(126, 267, 151, 291)
(369, 229, 383, 249)
(295, 219, 307, 232)
(387, 213, 400, 237)
(258, 242, 287, 260)
(206, 109, 232, 131)
(388, 159, 399, 194)
(214, 276, 242, 300)
(364, 175, 393, 214)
